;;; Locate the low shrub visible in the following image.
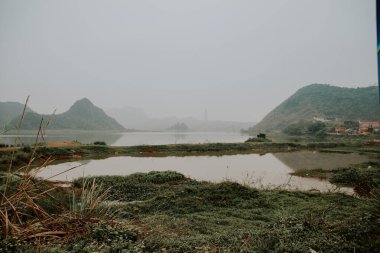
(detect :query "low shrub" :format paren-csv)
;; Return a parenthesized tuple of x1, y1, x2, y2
(93, 141, 106, 146)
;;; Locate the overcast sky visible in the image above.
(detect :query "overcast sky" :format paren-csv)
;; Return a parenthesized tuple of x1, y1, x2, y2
(0, 0, 377, 122)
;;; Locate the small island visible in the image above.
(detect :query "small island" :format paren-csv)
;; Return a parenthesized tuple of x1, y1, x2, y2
(167, 122, 189, 132)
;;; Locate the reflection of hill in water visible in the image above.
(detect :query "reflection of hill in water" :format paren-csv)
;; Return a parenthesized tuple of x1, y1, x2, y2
(172, 133, 187, 142)
(77, 160, 91, 166)
(273, 151, 371, 170)
(62, 132, 122, 145)
(1, 131, 122, 146)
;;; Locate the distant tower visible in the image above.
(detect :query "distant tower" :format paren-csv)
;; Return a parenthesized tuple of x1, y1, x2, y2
(204, 109, 208, 121)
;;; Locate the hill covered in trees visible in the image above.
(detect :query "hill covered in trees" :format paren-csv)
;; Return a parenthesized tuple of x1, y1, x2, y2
(6, 98, 125, 131)
(248, 84, 380, 134)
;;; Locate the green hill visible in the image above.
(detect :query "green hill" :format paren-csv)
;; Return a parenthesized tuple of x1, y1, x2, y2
(250, 84, 380, 133)
(0, 101, 33, 129)
(8, 98, 125, 131)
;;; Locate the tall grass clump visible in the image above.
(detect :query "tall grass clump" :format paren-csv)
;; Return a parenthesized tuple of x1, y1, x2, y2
(0, 169, 56, 239)
(0, 97, 114, 250)
(71, 178, 113, 219)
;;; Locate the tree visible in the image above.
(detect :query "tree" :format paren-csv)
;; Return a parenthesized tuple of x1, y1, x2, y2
(307, 122, 326, 137)
(343, 121, 359, 129)
(283, 123, 303, 136)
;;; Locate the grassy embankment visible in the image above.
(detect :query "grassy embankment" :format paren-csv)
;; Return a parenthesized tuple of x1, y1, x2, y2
(1, 171, 379, 252)
(291, 160, 380, 196)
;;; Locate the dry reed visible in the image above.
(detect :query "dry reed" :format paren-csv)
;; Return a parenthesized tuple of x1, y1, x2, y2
(0, 97, 112, 246)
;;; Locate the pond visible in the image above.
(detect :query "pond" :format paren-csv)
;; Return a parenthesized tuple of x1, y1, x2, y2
(38, 151, 372, 193)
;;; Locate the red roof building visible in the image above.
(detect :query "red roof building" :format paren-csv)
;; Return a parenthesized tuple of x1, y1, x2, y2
(359, 121, 380, 128)
(335, 127, 346, 134)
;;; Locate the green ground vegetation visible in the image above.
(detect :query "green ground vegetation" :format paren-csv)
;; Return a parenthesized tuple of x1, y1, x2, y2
(292, 161, 380, 196)
(1, 137, 380, 252)
(2, 171, 378, 252)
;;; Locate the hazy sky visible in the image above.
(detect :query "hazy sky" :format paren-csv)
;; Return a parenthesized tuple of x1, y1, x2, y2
(0, 0, 377, 122)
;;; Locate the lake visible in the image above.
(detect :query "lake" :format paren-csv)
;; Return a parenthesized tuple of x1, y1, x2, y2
(1, 131, 249, 146)
(38, 151, 372, 193)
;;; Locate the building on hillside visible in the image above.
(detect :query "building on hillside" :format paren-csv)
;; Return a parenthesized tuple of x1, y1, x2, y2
(335, 127, 346, 134)
(359, 121, 380, 128)
(313, 117, 330, 123)
(345, 128, 358, 135)
(359, 128, 371, 135)
(358, 121, 380, 135)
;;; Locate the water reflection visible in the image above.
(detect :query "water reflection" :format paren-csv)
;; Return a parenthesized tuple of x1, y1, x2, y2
(111, 132, 248, 146)
(1, 131, 249, 146)
(0, 131, 122, 146)
(38, 151, 370, 193)
(172, 133, 187, 143)
(273, 151, 370, 170)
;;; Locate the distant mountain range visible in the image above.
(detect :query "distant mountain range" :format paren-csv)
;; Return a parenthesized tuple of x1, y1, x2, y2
(2, 98, 125, 131)
(1, 98, 254, 132)
(4, 84, 378, 133)
(0, 101, 33, 128)
(250, 84, 380, 134)
(106, 107, 255, 132)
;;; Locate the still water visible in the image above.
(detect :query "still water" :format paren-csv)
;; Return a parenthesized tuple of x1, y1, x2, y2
(39, 151, 371, 193)
(1, 131, 249, 146)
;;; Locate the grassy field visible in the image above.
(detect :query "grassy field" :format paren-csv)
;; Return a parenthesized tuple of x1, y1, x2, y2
(1, 141, 380, 252)
(1, 171, 379, 252)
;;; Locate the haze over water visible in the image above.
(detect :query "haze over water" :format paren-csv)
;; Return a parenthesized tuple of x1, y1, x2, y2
(0, 0, 376, 123)
(1, 131, 249, 146)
